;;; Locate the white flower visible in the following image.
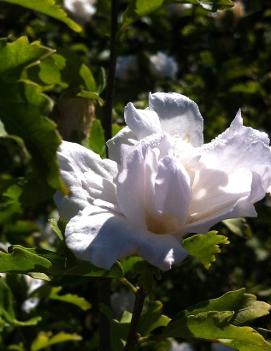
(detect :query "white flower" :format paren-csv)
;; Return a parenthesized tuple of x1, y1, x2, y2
(64, 0, 96, 22)
(116, 55, 137, 81)
(149, 52, 178, 80)
(22, 275, 44, 313)
(56, 92, 271, 270)
(170, 340, 194, 351)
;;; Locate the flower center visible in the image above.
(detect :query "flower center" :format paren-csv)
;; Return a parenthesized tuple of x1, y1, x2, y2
(145, 212, 181, 235)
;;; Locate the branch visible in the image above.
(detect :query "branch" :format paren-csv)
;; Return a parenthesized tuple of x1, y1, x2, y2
(124, 287, 146, 351)
(103, 0, 119, 143)
(98, 278, 112, 351)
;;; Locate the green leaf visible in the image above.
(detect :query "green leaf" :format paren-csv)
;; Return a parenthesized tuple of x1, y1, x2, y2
(0, 80, 64, 193)
(165, 311, 271, 351)
(0, 0, 82, 32)
(111, 311, 132, 351)
(177, 289, 270, 324)
(183, 231, 229, 269)
(0, 279, 41, 328)
(232, 294, 271, 326)
(38, 57, 62, 85)
(112, 123, 123, 137)
(79, 63, 97, 92)
(31, 332, 82, 351)
(135, 0, 165, 16)
(139, 300, 170, 336)
(77, 91, 104, 105)
(0, 246, 55, 274)
(7, 343, 24, 351)
(223, 218, 252, 237)
(0, 245, 123, 278)
(65, 259, 124, 278)
(0, 184, 22, 225)
(133, 261, 161, 294)
(0, 38, 65, 195)
(0, 36, 53, 79)
(121, 0, 165, 30)
(49, 286, 91, 311)
(86, 119, 105, 156)
(163, 289, 271, 351)
(48, 218, 64, 241)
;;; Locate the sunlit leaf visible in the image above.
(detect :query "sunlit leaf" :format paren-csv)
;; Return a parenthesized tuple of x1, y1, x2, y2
(86, 119, 105, 156)
(49, 287, 91, 311)
(121, 0, 165, 30)
(31, 332, 81, 351)
(183, 231, 230, 269)
(223, 218, 252, 237)
(48, 218, 64, 241)
(0, 36, 53, 78)
(79, 63, 97, 92)
(0, 0, 82, 32)
(163, 289, 271, 351)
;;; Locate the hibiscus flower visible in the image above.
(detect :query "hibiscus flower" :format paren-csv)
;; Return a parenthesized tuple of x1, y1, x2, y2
(55, 93, 271, 270)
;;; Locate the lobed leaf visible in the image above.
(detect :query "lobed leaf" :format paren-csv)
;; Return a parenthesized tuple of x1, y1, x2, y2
(49, 286, 91, 311)
(0, 37, 53, 78)
(163, 289, 271, 351)
(183, 231, 229, 269)
(0, 245, 123, 278)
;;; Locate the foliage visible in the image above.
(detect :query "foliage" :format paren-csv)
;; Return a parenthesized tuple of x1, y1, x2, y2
(183, 231, 230, 269)
(0, 0, 271, 350)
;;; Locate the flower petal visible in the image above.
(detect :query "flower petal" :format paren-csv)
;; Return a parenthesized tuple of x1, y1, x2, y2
(116, 134, 174, 230)
(117, 146, 146, 229)
(106, 126, 137, 164)
(185, 110, 271, 232)
(200, 110, 271, 190)
(154, 155, 192, 228)
(186, 165, 255, 233)
(65, 206, 187, 270)
(149, 92, 204, 146)
(56, 141, 118, 220)
(124, 102, 162, 139)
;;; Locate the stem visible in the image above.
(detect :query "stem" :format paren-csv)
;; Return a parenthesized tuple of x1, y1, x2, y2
(119, 277, 138, 294)
(103, 0, 119, 143)
(98, 1, 118, 348)
(124, 287, 146, 351)
(98, 278, 112, 351)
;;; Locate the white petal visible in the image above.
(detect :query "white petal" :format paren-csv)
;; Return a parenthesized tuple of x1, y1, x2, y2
(56, 141, 118, 220)
(187, 167, 253, 233)
(106, 126, 137, 164)
(124, 102, 162, 139)
(117, 146, 146, 229)
(149, 92, 204, 146)
(116, 134, 174, 230)
(65, 206, 187, 270)
(154, 156, 192, 227)
(185, 111, 271, 232)
(200, 110, 271, 190)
